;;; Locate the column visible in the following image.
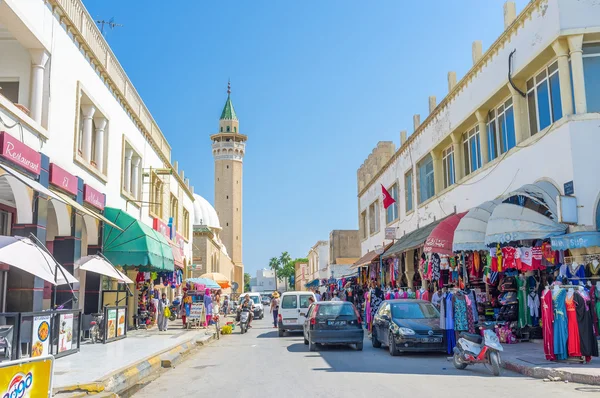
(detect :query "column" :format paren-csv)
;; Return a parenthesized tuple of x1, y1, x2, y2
(551, 39, 574, 116)
(81, 104, 96, 161)
(568, 34, 587, 114)
(430, 149, 442, 193)
(93, 117, 107, 172)
(475, 110, 489, 164)
(131, 156, 141, 199)
(450, 132, 464, 181)
(123, 148, 133, 193)
(28, 49, 49, 124)
(405, 250, 415, 289)
(508, 82, 529, 144)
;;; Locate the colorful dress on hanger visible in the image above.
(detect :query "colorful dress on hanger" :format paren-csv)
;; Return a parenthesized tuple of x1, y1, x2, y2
(445, 292, 455, 354)
(565, 294, 581, 357)
(553, 288, 568, 360)
(566, 263, 586, 284)
(453, 292, 468, 331)
(574, 291, 599, 358)
(516, 276, 530, 328)
(593, 287, 600, 335)
(585, 261, 600, 281)
(541, 289, 555, 360)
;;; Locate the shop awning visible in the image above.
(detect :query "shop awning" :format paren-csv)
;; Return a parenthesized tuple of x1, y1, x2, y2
(0, 163, 66, 203)
(199, 272, 231, 289)
(453, 200, 501, 252)
(305, 279, 320, 288)
(50, 190, 122, 231)
(76, 255, 134, 283)
(102, 207, 174, 272)
(170, 242, 184, 269)
(501, 181, 560, 219)
(485, 203, 567, 245)
(423, 212, 467, 256)
(351, 243, 393, 269)
(383, 216, 448, 259)
(550, 231, 600, 250)
(186, 277, 220, 289)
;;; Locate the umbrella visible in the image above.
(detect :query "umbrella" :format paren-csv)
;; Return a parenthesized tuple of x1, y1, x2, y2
(76, 255, 134, 283)
(0, 236, 77, 285)
(199, 272, 231, 288)
(423, 212, 468, 256)
(185, 277, 220, 289)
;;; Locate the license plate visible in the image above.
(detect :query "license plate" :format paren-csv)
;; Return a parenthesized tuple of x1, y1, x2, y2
(327, 320, 346, 326)
(420, 337, 441, 343)
(283, 319, 296, 325)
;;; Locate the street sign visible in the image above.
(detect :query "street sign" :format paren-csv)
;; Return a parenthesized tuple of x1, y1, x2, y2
(232, 282, 239, 292)
(385, 227, 396, 240)
(564, 181, 574, 196)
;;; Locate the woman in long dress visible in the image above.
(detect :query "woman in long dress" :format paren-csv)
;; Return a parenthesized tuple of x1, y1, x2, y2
(369, 284, 384, 332)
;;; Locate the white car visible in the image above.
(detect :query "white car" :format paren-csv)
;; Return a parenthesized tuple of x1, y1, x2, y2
(238, 293, 264, 319)
(278, 291, 316, 337)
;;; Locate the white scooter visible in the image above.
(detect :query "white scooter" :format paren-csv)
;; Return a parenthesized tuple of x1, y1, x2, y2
(453, 323, 503, 376)
(239, 307, 251, 334)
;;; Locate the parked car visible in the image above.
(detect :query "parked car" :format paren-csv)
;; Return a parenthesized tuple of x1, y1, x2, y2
(303, 301, 364, 352)
(372, 299, 445, 356)
(278, 291, 316, 336)
(238, 293, 264, 319)
(261, 295, 271, 306)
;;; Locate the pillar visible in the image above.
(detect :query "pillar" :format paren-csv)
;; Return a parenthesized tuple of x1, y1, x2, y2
(567, 34, 587, 114)
(450, 132, 464, 181)
(431, 149, 442, 193)
(131, 156, 141, 199)
(28, 49, 49, 124)
(93, 117, 107, 172)
(405, 250, 415, 289)
(551, 39, 574, 116)
(81, 105, 96, 161)
(123, 148, 133, 193)
(475, 109, 489, 164)
(508, 81, 529, 143)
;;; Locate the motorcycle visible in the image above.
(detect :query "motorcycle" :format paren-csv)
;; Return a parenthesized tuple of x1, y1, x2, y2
(239, 308, 250, 334)
(453, 322, 503, 376)
(90, 312, 105, 344)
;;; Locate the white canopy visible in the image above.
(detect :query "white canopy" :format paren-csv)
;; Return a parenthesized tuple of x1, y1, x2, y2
(453, 200, 501, 252)
(76, 255, 133, 284)
(501, 181, 560, 219)
(485, 203, 567, 245)
(0, 236, 77, 285)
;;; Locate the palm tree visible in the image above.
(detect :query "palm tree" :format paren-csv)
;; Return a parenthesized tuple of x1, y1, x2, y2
(279, 252, 292, 289)
(269, 257, 280, 289)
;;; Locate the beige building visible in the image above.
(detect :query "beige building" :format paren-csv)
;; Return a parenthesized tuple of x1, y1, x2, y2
(294, 262, 309, 291)
(308, 240, 329, 281)
(211, 83, 246, 291)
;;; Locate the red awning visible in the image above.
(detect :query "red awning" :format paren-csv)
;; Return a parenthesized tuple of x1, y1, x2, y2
(423, 212, 468, 256)
(170, 242, 184, 269)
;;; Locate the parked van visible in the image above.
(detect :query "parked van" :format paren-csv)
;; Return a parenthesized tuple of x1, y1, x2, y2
(238, 292, 264, 319)
(278, 291, 316, 337)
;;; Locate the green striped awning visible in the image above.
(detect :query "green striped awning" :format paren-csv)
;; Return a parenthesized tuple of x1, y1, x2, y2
(102, 207, 174, 272)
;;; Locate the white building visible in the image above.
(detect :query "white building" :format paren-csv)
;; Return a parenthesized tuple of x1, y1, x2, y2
(308, 240, 330, 281)
(357, 0, 600, 283)
(250, 269, 276, 292)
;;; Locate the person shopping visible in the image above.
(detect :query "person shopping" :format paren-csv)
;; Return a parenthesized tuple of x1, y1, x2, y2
(271, 292, 280, 328)
(157, 293, 170, 331)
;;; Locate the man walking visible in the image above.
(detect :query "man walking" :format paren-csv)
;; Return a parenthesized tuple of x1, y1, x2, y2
(270, 292, 280, 328)
(315, 290, 322, 301)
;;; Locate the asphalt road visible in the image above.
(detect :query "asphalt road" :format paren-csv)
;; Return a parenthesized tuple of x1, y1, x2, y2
(133, 316, 593, 397)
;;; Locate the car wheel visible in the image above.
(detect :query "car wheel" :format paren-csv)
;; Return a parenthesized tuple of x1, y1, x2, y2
(388, 331, 399, 356)
(308, 339, 317, 352)
(372, 328, 381, 348)
(278, 328, 284, 337)
(355, 342, 363, 351)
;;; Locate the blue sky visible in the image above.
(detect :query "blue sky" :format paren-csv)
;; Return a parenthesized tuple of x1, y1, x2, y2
(83, 0, 528, 276)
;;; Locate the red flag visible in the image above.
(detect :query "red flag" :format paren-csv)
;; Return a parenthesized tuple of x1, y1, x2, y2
(381, 184, 396, 209)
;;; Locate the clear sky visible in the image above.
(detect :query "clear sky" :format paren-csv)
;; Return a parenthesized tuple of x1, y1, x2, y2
(83, 0, 528, 276)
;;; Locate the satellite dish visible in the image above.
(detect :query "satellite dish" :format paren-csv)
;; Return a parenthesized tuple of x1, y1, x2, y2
(232, 282, 239, 292)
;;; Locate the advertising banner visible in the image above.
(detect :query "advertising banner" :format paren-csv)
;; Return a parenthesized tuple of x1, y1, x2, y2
(116, 308, 126, 337)
(58, 314, 73, 353)
(189, 303, 204, 320)
(106, 309, 117, 340)
(0, 356, 53, 398)
(31, 316, 51, 358)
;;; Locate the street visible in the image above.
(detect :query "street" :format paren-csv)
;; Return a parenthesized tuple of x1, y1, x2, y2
(132, 317, 590, 397)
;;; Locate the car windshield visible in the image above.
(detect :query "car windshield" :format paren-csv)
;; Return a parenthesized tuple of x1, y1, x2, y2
(316, 304, 355, 317)
(391, 302, 439, 319)
(239, 296, 259, 304)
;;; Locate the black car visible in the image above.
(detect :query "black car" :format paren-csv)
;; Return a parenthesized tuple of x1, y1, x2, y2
(303, 301, 364, 352)
(372, 299, 445, 356)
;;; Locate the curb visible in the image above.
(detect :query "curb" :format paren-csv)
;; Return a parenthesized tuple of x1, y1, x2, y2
(502, 358, 600, 385)
(53, 332, 216, 396)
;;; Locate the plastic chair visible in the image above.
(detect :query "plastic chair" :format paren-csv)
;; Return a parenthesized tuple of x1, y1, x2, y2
(81, 314, 93, 340)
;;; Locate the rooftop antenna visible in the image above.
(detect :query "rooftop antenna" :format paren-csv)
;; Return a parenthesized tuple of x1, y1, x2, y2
(96, 17, 123, 35)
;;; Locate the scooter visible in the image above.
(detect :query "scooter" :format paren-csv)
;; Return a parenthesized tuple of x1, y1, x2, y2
(239, 308, 250, 334)
(453, 322, 503, 376)
(90, 312, 105, 344)
(168, 304, 180, 322)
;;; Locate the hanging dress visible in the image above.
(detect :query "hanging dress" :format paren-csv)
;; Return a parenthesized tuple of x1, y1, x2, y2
(553, 288, 568, 360)
(516, 276, 530, 328)
(565, 294, 581, 357)
(445, 292, 455, 354)
(541, 289, 555, 361)
(595, 287, 600, 336)
(453, 292, 469, 332)
(574, 291, 599, 358)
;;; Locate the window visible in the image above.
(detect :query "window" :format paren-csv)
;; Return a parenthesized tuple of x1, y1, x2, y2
(0, 81, 19, 103)
(121, 141, 142, 200)
(377, 303, 390, 317)
(234, 127, 237, 133)
(462, 126, 482, 176)
(442, 146, 455, 189)
(316, 303, 356, 317)
(368, 201, 380, 235)
(405, 170, 413, 212)
(170, 194, 179, 232)
(527, 61, 562, 135)
(418, 154, 435, 203)
(77, 109, 84, 155)
(583, 42, 600, 113)
(391, 302, 439, 319)
(360, 210, 368, 239)
(226, 126, 230, 132)
(183, 208, 190, 239)
(75, 89, 108, 175)
(487, 98, 516, 160)
(299, 295, 313, 308)
(281, 295, 297, 309)
(385, 184, 399, 224)
(150, 172, 163, 218)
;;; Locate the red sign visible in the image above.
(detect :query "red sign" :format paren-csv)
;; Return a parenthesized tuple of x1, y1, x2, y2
(0, 131, 41, 175)
(49, 164, 78, 196)
(175, 232, 185, 256)
(153, 218, 171, 239)
(83, 184, 105, 210)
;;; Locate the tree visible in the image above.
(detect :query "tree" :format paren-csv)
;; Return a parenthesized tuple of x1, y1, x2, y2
(269, 257, 280, 287)
(244, 273, 251, 292)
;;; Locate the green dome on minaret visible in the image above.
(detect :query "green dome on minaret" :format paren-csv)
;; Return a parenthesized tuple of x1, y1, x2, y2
(220, 81, 238, 121)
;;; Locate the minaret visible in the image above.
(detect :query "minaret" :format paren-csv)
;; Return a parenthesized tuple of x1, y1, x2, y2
(212, 81, 246, 290)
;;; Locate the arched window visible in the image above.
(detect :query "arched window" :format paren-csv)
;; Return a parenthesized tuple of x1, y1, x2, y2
(220, 127, 223, 132)
(234, 127, 237, 133)
(226, 126, 230, 132)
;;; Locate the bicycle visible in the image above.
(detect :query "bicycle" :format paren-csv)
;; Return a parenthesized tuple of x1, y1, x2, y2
(213, 312, 220, 340)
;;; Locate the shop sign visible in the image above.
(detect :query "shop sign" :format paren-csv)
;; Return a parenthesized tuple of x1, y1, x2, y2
(58, 313, 73, 353)
(564, 181, 574, 196)
(0, 131, 41, 175)
(385, 227, 396, 240)
(175, 233, 185, 256)
(117, 308, 126, 337)
(0, 356, 53, 398)
(106, 308, 117, 340)
(153, 218, 171, 240)
(31, 315, 51, 358)
(83, 184, 105, 210)
(49, 164, 77, 196)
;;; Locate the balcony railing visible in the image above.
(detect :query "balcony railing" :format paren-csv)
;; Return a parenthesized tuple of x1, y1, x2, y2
(0, 93, 48, 143)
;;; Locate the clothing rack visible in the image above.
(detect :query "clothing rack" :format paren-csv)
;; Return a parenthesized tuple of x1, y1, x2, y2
(564, 253, 600, 264)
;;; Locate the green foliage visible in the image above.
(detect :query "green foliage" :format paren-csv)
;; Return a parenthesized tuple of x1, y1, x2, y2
(244, 272, 251, 292)
(269, 252, 308, 286)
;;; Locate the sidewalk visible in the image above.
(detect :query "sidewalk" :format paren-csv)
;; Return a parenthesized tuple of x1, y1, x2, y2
(54, 320, 217, 394)
(502, 340, 600, 385)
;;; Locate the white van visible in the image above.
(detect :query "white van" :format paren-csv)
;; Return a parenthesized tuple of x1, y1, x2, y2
(238, 292, 264, 319)
(278, 291, 316, 337)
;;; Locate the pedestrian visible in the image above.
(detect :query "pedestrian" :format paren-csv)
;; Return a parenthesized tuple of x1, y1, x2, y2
(180, 288, 189, 328)
(315, 290, 322, 301)
(157, 293, 170, 331)
(204, 288, 213, 327)
(270, 291, 280, 328)
(214, 289, 222, 314)
(369, 283, 384, 332)
(331, 293, 341, 302)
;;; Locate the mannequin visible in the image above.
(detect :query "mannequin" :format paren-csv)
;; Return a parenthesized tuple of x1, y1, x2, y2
(541, 284, 555, 360)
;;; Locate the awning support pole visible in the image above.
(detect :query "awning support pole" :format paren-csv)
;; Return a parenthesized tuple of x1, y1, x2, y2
(97, 252, 134, 299)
